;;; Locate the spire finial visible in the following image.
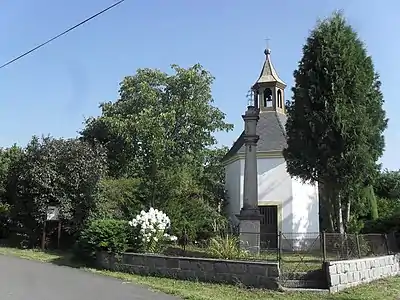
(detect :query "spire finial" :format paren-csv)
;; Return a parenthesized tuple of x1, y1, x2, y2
(264, 38, 271, 57)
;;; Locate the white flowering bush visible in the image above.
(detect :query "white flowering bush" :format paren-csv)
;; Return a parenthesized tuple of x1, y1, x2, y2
(129, 207, 177, 253)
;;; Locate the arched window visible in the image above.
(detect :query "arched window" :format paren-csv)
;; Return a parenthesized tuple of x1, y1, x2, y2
(277, 90, 282, 108)
(263, 88, 273, 107)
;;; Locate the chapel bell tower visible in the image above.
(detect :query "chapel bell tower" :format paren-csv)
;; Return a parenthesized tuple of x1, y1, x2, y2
(251, 48, 286, 114)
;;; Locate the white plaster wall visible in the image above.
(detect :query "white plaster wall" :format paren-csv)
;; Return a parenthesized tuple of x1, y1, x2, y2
(225, 155, 319, 236)
(224, 159, 241, 224)
(291, 177, 319, 234)
(253, 157, 293, 233)
(225, 156, 293, 232)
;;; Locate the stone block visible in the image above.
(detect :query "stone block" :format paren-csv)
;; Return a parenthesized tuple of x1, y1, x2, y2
(337, 284, 347, 292)
(163, 267, 179, 279)
(347, 272, 354, 283)
(380, 258, 385, 267)
(373, 268, 379, 278)
(335, 264, 341, 274)
(238, 220, 260, 254)
(165, 258, 179, 269)
(349, 263, 356, 272)
(122, 254, 134, 265)
(354, 271, 360, 282)
(368, 269, 373, 278)
(153, 257, 166, 268)
(330, 286, 338, 293)
(213, 273, 231, 283)
(330, 274, 340, 286)
(195, 260, 214, 272)
(366, 260, 371, 269)
(226, 262, 247, 274)
(356, 261, 362, 271)
(361, 261, 366, 270)
(179, 259, 192, 270)
(343, 263, 349, 272)
(267, 266, 279, 278)
(180, 270, 197, 281)
(340, 274, 348, 284)
(247, 264, 267, 276)
(237, 274, 258, 286)
(361, 270, 367, 280)
(329, 265, 337, 275)
(214, 262, 229, 274)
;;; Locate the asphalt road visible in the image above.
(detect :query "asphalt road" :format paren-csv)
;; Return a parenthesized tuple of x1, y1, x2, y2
(0, 254, 179, 300)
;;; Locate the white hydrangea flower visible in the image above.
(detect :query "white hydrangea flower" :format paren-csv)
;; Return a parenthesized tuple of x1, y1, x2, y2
(128, 207, 176, 252)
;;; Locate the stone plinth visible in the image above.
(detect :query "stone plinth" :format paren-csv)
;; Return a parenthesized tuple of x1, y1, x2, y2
(237, 218, 261, 254)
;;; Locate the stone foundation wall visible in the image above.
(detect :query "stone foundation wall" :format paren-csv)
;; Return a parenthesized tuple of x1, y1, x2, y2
(96, 252, 280, 289)
(326, 254, 400, 293)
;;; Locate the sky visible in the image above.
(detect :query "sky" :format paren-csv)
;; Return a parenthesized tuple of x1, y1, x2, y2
(0, 0, 399, 170)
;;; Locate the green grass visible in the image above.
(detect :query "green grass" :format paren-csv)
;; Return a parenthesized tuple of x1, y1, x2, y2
(1, 247, 400, 300)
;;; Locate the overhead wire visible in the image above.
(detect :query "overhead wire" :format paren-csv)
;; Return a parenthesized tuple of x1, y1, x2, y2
(0, 0, 125, 70)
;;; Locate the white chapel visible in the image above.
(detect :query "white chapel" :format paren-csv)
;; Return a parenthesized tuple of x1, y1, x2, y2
(222, 48, 320, 248)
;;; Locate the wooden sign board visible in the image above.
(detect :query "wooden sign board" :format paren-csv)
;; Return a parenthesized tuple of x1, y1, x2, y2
(46, 206, 59, 221)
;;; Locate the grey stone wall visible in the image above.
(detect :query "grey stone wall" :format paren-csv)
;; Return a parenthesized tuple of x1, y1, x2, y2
(326, 254, 400, 293)
(96, 252, 280, 289)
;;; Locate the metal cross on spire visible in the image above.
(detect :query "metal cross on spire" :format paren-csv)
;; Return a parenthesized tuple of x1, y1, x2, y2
(264, 37, 271, 50)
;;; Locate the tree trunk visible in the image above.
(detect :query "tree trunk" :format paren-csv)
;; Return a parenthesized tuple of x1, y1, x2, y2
(345, 199, 351, 232)
(337, 192, 345, 234)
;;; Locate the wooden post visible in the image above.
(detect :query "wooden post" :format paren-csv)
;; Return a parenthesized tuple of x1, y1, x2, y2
(41, 221, 47, 250)
(57, 221, 62, 249)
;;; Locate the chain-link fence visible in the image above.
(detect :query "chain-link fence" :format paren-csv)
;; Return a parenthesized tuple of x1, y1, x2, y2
(323, 232, 396, 261)
(169, 228, 399, 276)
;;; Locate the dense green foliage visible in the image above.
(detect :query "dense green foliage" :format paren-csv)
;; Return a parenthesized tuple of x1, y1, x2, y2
(81, 64, 232, 241)
(361, 170, 400, 234)
(0, 63, 231, 251)
(2, 137, 107, 246)
(283, 12, 387, 233)
(75, 219, 134, 260)
(92, 178, 143, 220)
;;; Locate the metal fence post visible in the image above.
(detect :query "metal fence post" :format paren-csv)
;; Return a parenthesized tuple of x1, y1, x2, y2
(355, 234, 361, 258)
(384, 234, 390, 254)
(278, 231, 282, 266)
(322, 231, 327, 262)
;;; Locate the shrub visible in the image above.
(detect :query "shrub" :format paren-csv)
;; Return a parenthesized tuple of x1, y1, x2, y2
(129, 207, 177, 253)
(75, 219, 134, 260)
(207, 235, 248, 260)
(92, 178, 144, 220)
(164, 196, 227, 242)
(362, 212, 400, 234)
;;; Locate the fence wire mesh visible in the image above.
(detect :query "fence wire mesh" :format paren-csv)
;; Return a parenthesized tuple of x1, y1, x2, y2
(323, 233, 390, 261)
(167, 226, 399, 277)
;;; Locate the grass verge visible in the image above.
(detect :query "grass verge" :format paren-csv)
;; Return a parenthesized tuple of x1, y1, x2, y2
(0, 247, 400, 300)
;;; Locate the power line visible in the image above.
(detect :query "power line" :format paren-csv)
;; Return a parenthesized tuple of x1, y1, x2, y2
(0, 0, 125, 70)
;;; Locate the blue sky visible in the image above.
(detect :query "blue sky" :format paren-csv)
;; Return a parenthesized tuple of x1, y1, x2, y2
(0, 0, 399, 170)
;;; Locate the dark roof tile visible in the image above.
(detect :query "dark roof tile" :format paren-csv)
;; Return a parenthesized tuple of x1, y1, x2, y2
(223, 111, 287, 161)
